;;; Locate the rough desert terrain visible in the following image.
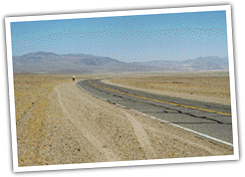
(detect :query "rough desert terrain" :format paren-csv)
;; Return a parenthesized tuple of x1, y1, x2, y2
(14, 73, 233, 167)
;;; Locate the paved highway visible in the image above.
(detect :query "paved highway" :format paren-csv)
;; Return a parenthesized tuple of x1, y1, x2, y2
(77, 79, 233, 146)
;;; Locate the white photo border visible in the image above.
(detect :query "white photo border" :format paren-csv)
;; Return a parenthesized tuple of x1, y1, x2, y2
(5, 4, 239, 173)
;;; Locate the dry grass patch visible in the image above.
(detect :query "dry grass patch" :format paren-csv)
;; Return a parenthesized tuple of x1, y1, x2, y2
(13, 74, 83, 166)
(111, 76, 230, 98)
(109, 71, 231, 100)
(14, 74, 79, 121)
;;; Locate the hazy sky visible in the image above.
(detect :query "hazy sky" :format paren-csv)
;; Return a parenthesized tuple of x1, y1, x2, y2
(11, 10, 228, 62)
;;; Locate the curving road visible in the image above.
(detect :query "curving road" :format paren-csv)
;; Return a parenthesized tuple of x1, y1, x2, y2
(77, 79, 233, 146)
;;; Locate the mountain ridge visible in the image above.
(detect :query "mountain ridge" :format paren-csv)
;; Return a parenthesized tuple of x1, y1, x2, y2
(12, 52, 229, 74)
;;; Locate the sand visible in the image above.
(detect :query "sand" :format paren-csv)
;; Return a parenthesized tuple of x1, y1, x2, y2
(14, 74, 233, 167)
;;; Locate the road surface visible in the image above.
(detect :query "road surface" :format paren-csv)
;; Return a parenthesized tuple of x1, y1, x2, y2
(77, 79, 233, 146)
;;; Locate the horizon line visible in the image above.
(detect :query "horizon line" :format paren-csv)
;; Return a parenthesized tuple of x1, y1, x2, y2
(12, 51, 229, 62)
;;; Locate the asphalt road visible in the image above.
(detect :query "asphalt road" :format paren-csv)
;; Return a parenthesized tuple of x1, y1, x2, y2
(77, 79, 233, 146)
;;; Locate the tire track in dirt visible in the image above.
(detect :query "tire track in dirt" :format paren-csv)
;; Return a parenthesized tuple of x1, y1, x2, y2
(73, 81, 160, 159)
(119, 109, 158, 159)
(54, 83, 120, 161)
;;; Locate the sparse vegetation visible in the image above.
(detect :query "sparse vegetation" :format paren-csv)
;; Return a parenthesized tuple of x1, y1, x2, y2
(109, 71, 231, 102)
(14, 74, 70, 121)
(14, 75, 72, 166)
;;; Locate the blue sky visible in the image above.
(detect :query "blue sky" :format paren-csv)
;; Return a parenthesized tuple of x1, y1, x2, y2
(11, 10, 228, 62)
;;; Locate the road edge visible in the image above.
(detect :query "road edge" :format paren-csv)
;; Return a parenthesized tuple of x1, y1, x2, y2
(76, 80, 234, 150)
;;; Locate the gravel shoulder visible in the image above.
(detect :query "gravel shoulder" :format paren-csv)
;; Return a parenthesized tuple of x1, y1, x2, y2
(16, 80, 233, 167)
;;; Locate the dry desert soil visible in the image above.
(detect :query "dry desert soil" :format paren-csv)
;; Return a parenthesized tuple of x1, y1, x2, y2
(13, 72, 233, 167)
(105, 71, 231, 105)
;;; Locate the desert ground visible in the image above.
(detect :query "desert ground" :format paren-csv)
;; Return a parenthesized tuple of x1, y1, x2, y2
(104, 71, 231, 105)
(13, 71, 233, 167)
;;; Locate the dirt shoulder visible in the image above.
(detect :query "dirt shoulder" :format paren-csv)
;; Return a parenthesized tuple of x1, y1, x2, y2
(16, 78, 233, 167)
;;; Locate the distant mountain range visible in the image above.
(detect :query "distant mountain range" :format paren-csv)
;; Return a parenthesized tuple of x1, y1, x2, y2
(12, 52, 229, 74)
(136, 56, 229, 71)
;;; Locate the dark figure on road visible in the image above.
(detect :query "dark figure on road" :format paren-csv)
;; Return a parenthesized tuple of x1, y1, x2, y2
(72, 76, 75, 82)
